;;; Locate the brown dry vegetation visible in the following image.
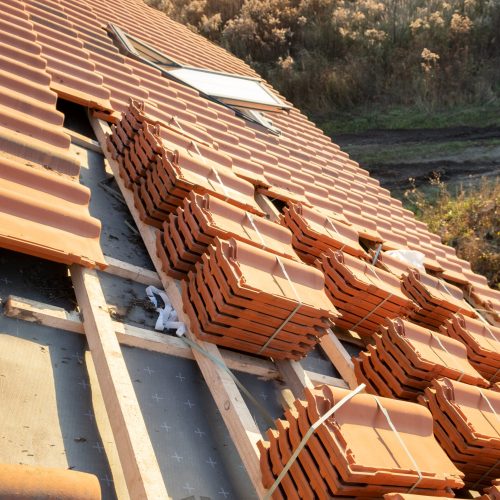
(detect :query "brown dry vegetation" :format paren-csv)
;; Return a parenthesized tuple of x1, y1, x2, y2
(147, 0, 500, 116)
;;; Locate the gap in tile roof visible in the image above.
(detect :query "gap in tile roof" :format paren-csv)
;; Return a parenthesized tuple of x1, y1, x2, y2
(268, 198, 287, 215)
(0, 248, 75, 310)
(57, 98, 98, 139)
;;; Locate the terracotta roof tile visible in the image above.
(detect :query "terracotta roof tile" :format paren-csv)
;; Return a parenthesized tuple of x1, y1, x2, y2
(0, 0, 104, 267)
(260, 385, 464, 497)
(422, 378, 500, 489)
(0, 154, 105, 267)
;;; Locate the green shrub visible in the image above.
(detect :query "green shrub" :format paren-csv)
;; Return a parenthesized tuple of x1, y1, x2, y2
(404, 176, 499, 288)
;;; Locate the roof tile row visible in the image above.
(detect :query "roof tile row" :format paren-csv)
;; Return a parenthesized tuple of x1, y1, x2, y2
(421, 378, 500, 490)
(354, 318, 489, 401)
(259, 385, 464, 498)
(0, 0, 104, 268)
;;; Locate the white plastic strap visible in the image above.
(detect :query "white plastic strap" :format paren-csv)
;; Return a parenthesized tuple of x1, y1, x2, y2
(438, 278, 455, 297)
(479, 390, 500, 432)
(170, 116, 185, 134)
(323, 217, 346, 251)
(245, 212, 266, 247)
(483, 323, 500, 343)
(145, 285, 183, 331)
(264, 384, 366, 499)
(351, 295, 391, 331)
(428, 331, 465, 382)
(373, 396, 423, 493)
(259, 257, 302, 353)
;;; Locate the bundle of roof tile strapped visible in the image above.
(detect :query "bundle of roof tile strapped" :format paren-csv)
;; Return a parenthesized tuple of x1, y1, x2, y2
(441, 314, 500, 385)
(107, 99, 265, 229)
(259, 385, 465, 499)
(316, 250, 416, 337)
(107, 102, 340, 359)
(354, 318, 489, 401)
(157, 191, 298, 280)
(420, 378, 500, 490)
(182, 238, 339, 359)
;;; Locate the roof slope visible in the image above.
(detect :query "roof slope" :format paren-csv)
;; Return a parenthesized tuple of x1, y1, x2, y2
(0, 0, 105, 267)
(1, 0, 498, 300)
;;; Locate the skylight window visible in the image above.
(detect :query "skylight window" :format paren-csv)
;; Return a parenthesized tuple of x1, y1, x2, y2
(167, 67, 288, 112)
(107, 24, 180, 69)
(107, 23, 286, 132)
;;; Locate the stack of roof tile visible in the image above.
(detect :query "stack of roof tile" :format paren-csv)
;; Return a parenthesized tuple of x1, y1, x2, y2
(181, 238, 339, 359)
(156, 191, 298, 280)
(280, 202, 369, 265)
(402, 269, 476, 329)
(259, 385, 464, 498)
(441, 314, 500, 385)
(317, 250, 416, 337)
(483, 479, 500, 499)
(421, 378, 500, 490)
(384, 494, 470, 500)
(354, 318, 489, 401)
(107, 100, 263, 228)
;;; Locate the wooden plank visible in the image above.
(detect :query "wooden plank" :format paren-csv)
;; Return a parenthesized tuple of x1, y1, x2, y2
(275, 360, 313, 399)
(255, 192, 280, 220)
(306, 371, 348, 389)
(85, 351, 130, 500)
(71, 265, 169, 500)
(103, 255, 163, 287)
(91, 117, 266, 497)
(65, 127, 102, 153)
(4, 295, 278, 380)
(320, 331, 358, 390)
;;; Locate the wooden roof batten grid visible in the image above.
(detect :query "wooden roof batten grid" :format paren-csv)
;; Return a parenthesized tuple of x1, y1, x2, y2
(2, 132, 351, 500)
(88, 114, 358, 498)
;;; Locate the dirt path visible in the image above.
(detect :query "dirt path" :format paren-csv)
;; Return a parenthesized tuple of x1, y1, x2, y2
(334, 126, 500, 195)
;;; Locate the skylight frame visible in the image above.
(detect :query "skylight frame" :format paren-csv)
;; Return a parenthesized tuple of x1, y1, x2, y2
(167, 66, 290, 113)
(107, 23, 181, 69)
(106, 23, 286, 133)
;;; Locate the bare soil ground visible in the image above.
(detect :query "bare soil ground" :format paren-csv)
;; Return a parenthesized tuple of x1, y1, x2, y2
(335, 126, 500, 196)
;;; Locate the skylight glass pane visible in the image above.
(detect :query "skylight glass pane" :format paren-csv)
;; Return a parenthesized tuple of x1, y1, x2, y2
(168, 67, 287, 110)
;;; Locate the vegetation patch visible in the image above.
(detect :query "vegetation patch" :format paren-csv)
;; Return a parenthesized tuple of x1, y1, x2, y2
(404, 176, 499, 288)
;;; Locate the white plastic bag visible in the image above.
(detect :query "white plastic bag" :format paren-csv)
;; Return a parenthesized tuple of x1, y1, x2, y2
(385, 249, 426, 273)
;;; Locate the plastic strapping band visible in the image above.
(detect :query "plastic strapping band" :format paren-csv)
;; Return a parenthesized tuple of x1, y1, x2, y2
(479, 390, 500, 437)
(373, 396, 423, 493)
(372, 243, 383, 266)
(190, 140, 230, 199)
(264, 383, 366, 499)
(170, 116, 185, 134)
(351, 295, 391, 331)
(482, 322, 500, 343)
(245, 212, 266, 247)
(428, 331, 465, 382)
(324, 217, 346, 252)
(471, 459, 500, 491)
(259, 257, 302, 354)
(179, 335, 275, 428)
